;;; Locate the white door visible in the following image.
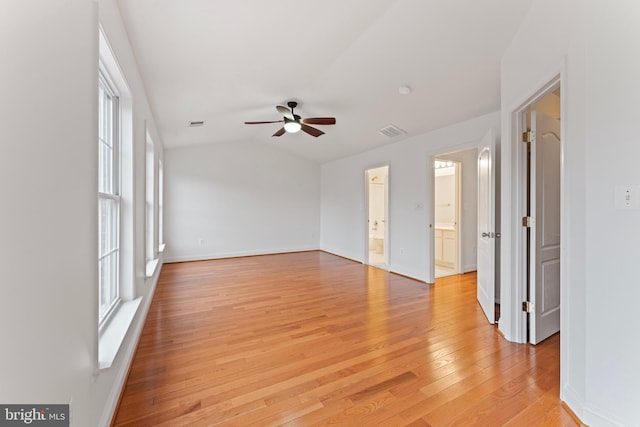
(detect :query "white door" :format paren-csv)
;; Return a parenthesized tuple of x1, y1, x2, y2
(477, 129, 495, 324)
(530, 112, 561, 344)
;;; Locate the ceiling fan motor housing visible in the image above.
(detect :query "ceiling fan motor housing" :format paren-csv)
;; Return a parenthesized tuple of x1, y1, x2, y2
(284, 114, 301, 124)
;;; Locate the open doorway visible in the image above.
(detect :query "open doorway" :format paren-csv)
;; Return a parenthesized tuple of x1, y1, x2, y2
(520, 85, 561, 344)
(431, 149, 479, 280)
(434, 159, 460, 278)
(366, 166, 389, 269)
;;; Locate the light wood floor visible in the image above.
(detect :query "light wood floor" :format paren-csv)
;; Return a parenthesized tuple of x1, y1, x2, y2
(113, 251, 579, 426)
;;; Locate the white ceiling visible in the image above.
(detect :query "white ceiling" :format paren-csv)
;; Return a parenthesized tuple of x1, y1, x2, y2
(116, 0, 533, 163)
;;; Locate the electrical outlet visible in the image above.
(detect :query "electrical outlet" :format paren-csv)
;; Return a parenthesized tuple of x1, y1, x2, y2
(199, 238, 205, 245)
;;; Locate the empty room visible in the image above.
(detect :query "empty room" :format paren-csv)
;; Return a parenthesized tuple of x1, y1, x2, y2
(2, 1, 639, 426)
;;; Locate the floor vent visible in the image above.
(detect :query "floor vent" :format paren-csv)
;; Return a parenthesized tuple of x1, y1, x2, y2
(378, 124, 407, 138)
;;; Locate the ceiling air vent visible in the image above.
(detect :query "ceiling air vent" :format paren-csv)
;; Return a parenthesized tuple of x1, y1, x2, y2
(378, 124, 406, 138)
(188, 120, 205, 127)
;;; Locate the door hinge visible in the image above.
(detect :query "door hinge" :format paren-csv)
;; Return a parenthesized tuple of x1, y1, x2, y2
(522, 130, 535, 143)
(522, 216, 535, 227)
(522, 301, 534, 313)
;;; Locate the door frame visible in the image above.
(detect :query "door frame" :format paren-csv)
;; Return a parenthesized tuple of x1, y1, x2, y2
(505, 74, 564, 343)
(364, 164, 390, 270)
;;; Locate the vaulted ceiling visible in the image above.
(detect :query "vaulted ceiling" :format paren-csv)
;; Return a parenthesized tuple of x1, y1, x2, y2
(117, 0, 533, 163)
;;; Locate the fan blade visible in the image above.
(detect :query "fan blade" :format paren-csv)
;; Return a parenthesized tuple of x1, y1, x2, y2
(276, 105, 294, 120)
(302, 117, 336, 125)
(272, 127, 286, 137)
(245, 120, 284, 124)
(301, 124, 324, 137)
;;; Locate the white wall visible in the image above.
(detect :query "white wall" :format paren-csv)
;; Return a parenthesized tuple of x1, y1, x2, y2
(584, 1, 640, 425)
(321, 111, 499, 282)
(501, 0, 640, 425)
(0, 1, 164, 425)
(500, 0, 586, 415)
(0, 1, 97, 425)
(164, 141, 320, 262)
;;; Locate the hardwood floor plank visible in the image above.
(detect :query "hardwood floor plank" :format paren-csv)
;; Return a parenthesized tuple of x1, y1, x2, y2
(112, 251, 579, 426)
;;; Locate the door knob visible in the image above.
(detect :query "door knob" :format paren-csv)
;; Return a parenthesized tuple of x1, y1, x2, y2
(481, 232, 490, 237)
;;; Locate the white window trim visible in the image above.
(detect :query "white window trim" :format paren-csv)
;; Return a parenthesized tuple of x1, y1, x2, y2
(98, 298, 141, 370)
(145, 259, 160, 279)
(98, 28, 137, 370)
(98, 70, 122, 328)
(145, 130, 157, 274)
(158, 158, 165, 253)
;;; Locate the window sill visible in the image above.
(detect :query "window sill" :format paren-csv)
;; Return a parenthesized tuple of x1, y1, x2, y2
(146, 258, 159, 278)
(98, 297, 142, 370)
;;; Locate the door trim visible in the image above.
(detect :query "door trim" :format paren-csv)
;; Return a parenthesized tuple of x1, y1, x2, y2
(503, 73, 564, 344)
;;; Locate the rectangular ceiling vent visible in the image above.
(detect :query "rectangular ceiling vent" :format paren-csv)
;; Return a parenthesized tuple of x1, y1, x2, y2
(188, 120, 205, 127)
(378, 124, 407, 138)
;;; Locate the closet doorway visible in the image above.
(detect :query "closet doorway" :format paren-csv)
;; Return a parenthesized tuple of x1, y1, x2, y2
(366, 166, 389, 269)
(522, 86, 562, 344)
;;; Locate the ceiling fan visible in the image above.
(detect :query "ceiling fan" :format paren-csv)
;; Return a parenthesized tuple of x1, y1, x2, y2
(244, 101, 336, 137)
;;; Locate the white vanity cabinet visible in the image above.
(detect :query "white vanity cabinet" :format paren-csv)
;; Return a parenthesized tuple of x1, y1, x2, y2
(434, 225, 456, 268)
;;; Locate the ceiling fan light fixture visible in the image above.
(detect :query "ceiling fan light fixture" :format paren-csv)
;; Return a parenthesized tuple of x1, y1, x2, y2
(284, 119, 302, 133)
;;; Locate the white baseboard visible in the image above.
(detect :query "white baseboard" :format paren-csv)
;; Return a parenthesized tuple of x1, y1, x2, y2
(463, 264, 477, 273)
(584, 404, 630, 427)
(562, 384, 633, 427)
(318, 249, 362, 264)
(164, 246, 320, 263)
(99, 261, 163, 427)
(561, 384, 585, 424)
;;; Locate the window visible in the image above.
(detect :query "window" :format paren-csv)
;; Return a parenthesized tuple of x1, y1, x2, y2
(146, 131, 155, 265)
(98, 29, 141, 369)
(158, 159, 164, 252)
(98, 72, 120, 325)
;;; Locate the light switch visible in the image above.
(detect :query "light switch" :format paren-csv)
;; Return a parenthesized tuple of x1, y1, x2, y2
(614, 185, 640, 210)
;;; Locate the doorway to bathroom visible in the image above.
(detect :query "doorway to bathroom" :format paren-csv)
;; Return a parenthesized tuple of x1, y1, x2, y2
(431, 147, 479, 281)
(434, 159, 460, 278)
(366, 166, 389, 269)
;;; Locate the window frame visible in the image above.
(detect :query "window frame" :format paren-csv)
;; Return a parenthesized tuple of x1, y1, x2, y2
(158, 158, 164, 253)
(98, 68, 121, 327)
(145, 131, 156, 265)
